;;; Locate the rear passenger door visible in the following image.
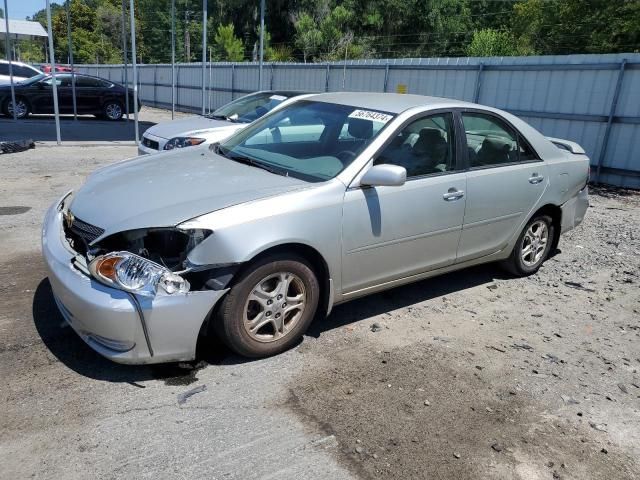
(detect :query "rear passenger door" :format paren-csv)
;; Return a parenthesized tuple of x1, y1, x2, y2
(456, 110, 547, 263)
(74, 75, 105, 113)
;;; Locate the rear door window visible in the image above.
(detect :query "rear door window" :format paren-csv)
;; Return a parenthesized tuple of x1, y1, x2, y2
(461, 113, 538, 168)
(76, 76, 101, 88)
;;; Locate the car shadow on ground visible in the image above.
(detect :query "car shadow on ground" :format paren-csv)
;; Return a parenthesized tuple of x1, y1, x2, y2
(307, 262, 511, 338)
(32, 260, 526, 383)
(0, 116, 155, 142)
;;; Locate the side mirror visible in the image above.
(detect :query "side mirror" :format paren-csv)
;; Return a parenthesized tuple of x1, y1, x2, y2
(360, 164, 407, 187)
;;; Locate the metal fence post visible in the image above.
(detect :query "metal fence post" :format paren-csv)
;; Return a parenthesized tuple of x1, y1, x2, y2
(3, 0, 17, 122)
(153, 65, 158, 107)
(201, 0, 207, 115)
(325, 63, 330, 92)
(231, 64, 235, 98)
(383, 62, 390, 92)
(176, 65, 180, 112)
(270, 63, 275, 90)
(473, 62, 484, 103)
(595, 59, 627, 183)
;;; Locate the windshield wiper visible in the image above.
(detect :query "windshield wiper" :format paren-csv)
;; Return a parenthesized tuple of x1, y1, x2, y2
(206, 113, 238, 122)
(227, 154, 287, 176)
(211, 144, 286, 176)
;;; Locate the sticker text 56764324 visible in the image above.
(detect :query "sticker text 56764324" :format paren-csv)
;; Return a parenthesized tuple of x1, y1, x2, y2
(348, 109, 394, 124)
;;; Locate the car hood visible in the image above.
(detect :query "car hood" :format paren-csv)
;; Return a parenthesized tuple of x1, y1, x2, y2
(68, 148, 309, 238)
(145, 116, 240, 139)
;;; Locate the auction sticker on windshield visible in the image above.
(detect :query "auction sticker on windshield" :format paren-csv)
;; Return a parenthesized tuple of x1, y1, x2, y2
(348, 109, 394, 123)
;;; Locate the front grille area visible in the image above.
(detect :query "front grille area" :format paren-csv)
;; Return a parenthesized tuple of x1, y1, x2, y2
(142, 136, 159, 150)
(64, 216, 105, 254)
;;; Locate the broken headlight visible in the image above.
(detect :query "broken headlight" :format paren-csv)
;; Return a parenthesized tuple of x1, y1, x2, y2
(89, 251, 189, 296)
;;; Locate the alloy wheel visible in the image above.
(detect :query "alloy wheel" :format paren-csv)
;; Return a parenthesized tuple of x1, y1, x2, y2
(521, 220, 549, 267)
(7, 100, 27, 118)
(243, 272, 307, 343)
(105, 103, 122, 120)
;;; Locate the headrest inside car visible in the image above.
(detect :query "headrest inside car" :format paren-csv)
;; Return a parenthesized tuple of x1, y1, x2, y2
(482, 136, 512, 152)
(348, 118, 374, 139)
(417, 127, 444, 142)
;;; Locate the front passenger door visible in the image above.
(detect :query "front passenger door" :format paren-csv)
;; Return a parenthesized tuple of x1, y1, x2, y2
(341, 112, 467, 294)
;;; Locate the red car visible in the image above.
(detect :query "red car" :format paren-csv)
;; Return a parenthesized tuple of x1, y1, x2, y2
(41, 65, 74, 73)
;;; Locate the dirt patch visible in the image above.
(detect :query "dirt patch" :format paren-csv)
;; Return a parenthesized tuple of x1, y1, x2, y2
(289, 342, 637, 479)
(0, 206, 31, 215)
(287, 188, 640, 480)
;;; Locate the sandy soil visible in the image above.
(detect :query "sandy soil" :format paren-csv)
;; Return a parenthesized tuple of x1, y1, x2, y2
(290, 185, 640, 479)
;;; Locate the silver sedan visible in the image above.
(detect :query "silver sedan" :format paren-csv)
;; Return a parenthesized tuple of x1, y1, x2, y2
(42, 92, 589, 364)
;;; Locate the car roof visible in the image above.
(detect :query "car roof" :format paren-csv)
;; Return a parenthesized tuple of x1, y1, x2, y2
(0, 59, 38, 68)
(305, 91, 478, 114)
(256, 90, 312, 98)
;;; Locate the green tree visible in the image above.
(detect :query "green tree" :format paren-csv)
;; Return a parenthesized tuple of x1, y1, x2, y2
(17, 39, 46, 62)
(513, 0, 640, 55)
(293, 13, 321, 62)
(467, 29, 521, 57)
(268, 45, 294, 62)
(213, 24, 244, 61)
(343, 0, 473, 58)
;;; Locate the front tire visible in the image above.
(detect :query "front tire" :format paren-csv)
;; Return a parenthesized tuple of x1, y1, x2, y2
(503, 214, 555, 276)
(102, 101, 123, 121)
(215, 254, 320, 358)
(4, 97, 30, 119)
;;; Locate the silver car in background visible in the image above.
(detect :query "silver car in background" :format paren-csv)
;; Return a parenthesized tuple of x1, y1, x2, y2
(0, 60, 42, 86)
(43, 92, 589, 364)
(138, 90, 309, 154)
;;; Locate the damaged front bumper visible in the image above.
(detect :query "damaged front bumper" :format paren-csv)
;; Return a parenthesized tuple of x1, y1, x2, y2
(41, 196, 227, 364)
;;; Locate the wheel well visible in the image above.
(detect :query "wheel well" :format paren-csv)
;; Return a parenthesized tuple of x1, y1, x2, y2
(102, 98, 123, 108)
(530, 204, 562, 250)
(196, 243, 332, 343)
(246, 243, 332, 317)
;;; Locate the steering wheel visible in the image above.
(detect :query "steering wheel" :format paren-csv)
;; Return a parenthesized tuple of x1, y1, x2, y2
(336, 150, 356, 163)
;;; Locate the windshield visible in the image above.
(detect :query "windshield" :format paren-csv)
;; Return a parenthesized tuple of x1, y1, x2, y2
(18, 73, 47, 85)
(217, 100, 394, 182)
(206, 92, 292, 123)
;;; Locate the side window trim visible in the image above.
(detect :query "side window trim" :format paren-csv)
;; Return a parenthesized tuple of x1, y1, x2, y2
(455, 108, 542, 171)
(372, 109, 462, 181)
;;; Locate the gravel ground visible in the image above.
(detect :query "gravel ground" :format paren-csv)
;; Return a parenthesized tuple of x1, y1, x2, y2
(0, 140, 638, 480)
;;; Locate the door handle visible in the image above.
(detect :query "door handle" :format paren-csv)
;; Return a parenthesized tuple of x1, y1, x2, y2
(529, 174, 544, 184)
(443, 188, 464, 201)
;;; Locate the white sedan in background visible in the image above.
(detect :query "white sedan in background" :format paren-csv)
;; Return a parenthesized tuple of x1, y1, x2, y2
(0, 60, 42, 86)
(139, 91, 310, 155)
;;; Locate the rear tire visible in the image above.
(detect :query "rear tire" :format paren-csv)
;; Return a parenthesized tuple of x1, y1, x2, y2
(102, 101, 123, 121)
(214, 254, 320, 358)
(502, 214, 555, 276)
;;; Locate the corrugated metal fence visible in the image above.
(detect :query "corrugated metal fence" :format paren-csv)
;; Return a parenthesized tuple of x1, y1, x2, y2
(77, 53, 640, 188)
